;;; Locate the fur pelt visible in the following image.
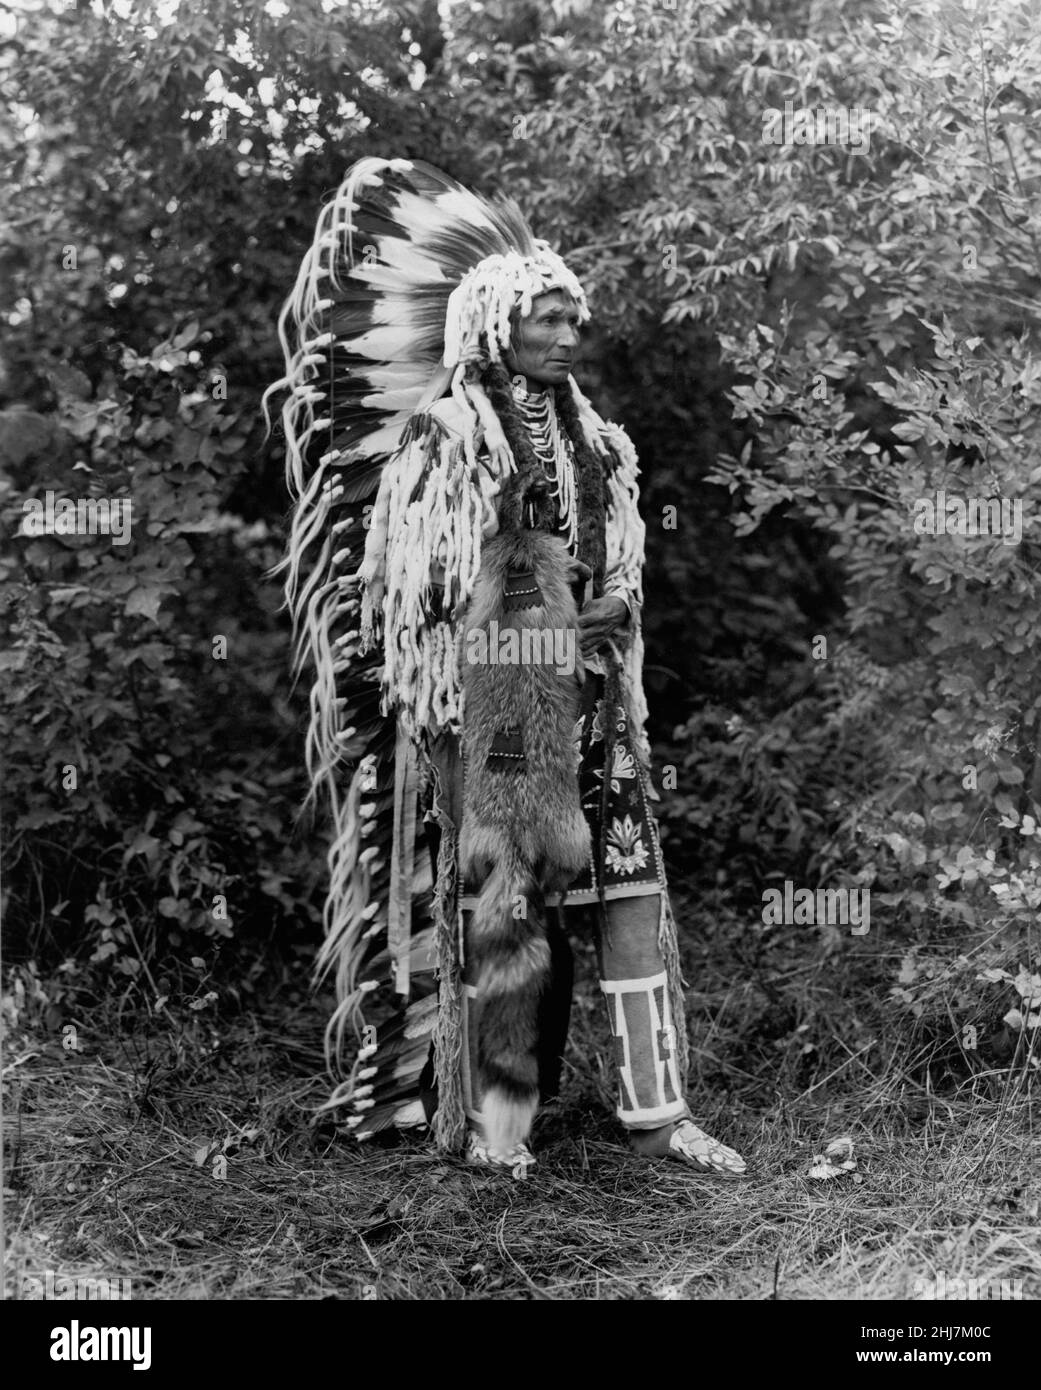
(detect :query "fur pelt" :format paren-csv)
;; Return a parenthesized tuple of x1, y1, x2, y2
(459, 528, 590, 1157)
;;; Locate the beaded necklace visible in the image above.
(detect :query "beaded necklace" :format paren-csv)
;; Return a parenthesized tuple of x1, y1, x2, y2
(511, 380, 578, 550)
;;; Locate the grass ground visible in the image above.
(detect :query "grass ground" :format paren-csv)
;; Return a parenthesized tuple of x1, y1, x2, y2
(4, 909, 1040, 1301)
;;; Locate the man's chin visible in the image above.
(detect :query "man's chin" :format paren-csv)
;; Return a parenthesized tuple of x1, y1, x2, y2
(520, 364, 574, 389)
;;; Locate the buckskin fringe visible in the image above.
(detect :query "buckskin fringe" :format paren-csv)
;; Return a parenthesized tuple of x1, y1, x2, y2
(313, 755, 378, 1070)
(431, 806, 466, 1152)
(367, 412, 505, 741)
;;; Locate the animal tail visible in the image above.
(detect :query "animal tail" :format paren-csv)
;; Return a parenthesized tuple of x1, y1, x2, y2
(469, 847, 550, 1157)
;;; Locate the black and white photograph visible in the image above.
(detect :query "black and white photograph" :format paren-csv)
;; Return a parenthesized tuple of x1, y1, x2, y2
(1, 0, 1038, 1343)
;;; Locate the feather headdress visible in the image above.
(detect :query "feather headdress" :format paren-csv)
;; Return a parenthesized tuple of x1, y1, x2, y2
(265, 158, 594, 1140)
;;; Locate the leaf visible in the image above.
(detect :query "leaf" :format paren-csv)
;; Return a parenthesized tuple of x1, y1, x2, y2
(172, 319, 200, 350)
(825, 1134, 855, 1163)
(898, 955, 919, 985)
(47, 365, 92, 400)
(978, 968, 1011, 984)
(125, 833, 160, 866)
(0, 409, 55, 465)
(884, 832, 911, 860)
(15, 808, 71, 830)
(891, 420, 923, 441)
(1013, 970, 1041, 1006)
(808, 1134, 857, 1180)
(125, 588, 163, 622)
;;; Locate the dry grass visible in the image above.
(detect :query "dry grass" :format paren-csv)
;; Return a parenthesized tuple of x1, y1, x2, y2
(4, 924, 1040, 1302)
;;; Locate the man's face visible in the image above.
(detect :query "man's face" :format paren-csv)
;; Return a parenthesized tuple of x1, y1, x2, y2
(506, 289, 582, 389)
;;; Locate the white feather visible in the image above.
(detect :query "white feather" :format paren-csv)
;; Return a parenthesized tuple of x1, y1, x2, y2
(360, 387, 426, 411)
(349, 326, 427, 359)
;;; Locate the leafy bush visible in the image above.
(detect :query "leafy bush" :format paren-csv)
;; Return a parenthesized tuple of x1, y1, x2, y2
(2, 0, 1040, 1084)
(0, 328, 324, 987)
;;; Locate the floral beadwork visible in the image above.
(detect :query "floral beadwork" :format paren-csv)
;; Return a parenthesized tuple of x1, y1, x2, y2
(606, 740, 637, 794)
(605, 815, 650, 876)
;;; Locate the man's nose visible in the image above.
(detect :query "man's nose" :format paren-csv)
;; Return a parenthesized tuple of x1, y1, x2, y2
(557, 324, 580, 348)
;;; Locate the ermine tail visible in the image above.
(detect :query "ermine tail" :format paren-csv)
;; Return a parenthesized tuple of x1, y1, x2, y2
(470, 851, 550, 1157)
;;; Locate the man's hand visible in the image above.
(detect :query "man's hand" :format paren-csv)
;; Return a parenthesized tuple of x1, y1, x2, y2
(578, 595, 629, 657)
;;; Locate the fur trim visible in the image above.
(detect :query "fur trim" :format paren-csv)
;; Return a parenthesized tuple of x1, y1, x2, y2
(481, 1087, 539, 1160)
(459, 529, 589, 1153)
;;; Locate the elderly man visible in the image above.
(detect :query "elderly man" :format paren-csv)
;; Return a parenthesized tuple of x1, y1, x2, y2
(270, 157, 745, 1177)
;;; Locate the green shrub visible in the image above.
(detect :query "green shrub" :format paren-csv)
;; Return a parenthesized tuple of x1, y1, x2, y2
(0, 332, 324, 989)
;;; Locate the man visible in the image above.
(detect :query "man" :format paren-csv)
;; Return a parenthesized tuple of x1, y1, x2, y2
(269, 157, 745, 1177)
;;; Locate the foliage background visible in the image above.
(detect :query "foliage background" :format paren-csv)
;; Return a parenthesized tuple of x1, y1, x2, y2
(2, 0, 1040, 1093)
